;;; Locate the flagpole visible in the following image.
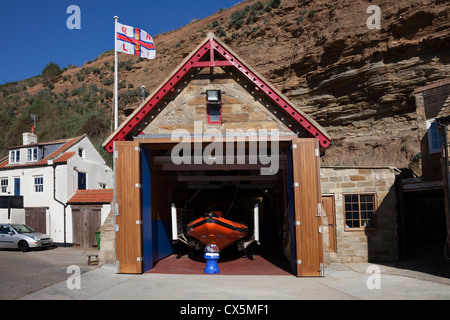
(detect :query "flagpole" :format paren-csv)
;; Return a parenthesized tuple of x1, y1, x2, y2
(114, 16, 119, 130)
(113, 15, 119, 274)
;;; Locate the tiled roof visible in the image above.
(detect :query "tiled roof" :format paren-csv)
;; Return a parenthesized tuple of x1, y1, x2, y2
(67, 189, 114, 204)
(0, 135, 84, 170)
(437, 95, 450, 120)
(54, 151, 76, 163)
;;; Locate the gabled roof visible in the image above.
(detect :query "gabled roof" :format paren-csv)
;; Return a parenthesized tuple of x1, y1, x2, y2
(67, 189, 114, 204)
(0, 135, 85, 170)
(103, 34, 330, 152)
(436, 94, 450, 120)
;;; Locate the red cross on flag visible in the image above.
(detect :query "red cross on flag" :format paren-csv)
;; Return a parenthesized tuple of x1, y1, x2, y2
(116, 22, 155, 59)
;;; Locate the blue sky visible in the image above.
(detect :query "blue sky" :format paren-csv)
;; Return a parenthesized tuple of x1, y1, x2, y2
(0, 0, 243, 85)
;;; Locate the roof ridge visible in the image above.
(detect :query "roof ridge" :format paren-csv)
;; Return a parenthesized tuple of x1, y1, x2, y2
(8, 134, 87, 149)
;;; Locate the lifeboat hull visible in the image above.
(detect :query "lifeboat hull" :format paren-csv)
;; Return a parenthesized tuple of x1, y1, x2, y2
(187, 213, 249, 251)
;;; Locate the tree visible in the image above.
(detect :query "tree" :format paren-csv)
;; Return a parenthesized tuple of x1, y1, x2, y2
(42, 62, 62, 83)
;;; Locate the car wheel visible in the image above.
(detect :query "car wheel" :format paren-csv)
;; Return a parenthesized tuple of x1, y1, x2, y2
(19, 241, 30, 253)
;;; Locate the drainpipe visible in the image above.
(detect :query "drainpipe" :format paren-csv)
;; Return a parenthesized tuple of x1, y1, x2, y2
(52, 163, 67, 247)
(437, 118, 450, 258)
(441, 124, 450, 210)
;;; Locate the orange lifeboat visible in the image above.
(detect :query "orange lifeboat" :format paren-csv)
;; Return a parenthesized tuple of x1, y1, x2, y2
(186, 212, 249, 251)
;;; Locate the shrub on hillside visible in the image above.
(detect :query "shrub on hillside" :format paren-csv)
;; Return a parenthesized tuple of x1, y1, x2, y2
(79, 115, 109, 138)
(41, 62, 62, 83)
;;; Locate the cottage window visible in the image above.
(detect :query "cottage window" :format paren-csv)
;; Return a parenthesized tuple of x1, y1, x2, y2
(27, 147, 38, 162)
(427, 119, 442, 154)
(34, 176, 44, 193)
(78, 147, 85, 159)
(0, 178, 8, 193)
(344, 194, 376, 229)
(10, 150, 20, 164)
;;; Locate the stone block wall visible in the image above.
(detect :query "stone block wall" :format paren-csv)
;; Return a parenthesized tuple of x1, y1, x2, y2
(139, 68, 306, 136)
(98, 206, 115, 267)
(321, 166, 399, 263)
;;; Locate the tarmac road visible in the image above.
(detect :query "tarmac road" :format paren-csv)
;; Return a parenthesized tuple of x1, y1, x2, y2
(0, 246, 98, 300)
(1, 246, 449, 301)
(20, 264, 450, 300)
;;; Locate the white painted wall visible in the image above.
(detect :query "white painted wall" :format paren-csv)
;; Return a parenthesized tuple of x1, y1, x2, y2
(0, 136, 113, 245)
(0, 209, 25, 224)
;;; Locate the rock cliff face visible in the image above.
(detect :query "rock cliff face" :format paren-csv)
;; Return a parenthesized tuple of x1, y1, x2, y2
(222, 0, 450, 169)
(2, 0, 449, 171)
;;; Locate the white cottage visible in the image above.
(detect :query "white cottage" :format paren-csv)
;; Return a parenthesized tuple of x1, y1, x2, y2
(0, 129, 113, 246)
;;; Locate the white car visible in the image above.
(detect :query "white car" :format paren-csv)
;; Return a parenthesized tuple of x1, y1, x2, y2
(0, 224, 53, 252)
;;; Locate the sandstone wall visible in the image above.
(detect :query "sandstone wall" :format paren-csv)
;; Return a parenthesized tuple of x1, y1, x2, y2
(139, 68, 306, 136)
(321, 167, 399, 262)
(98, 207, 116, 267)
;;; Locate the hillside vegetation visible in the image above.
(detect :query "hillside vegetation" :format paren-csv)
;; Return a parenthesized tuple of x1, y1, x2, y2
(0, 0, 449, 171)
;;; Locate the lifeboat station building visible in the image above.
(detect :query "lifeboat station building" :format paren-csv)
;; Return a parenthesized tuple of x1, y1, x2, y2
(102, 35, 399, 277)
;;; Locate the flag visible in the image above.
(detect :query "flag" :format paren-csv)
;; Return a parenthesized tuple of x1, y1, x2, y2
(116, 22, 155, 59)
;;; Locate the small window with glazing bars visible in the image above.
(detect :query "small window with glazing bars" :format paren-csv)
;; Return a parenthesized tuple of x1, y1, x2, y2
(344, 194, 376, 229)
(34, 176, 44, 193)
(0, 178, 8, 193)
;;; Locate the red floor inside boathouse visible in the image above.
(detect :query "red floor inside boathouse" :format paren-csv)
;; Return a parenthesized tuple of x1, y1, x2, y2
(146, 248, 292, 276)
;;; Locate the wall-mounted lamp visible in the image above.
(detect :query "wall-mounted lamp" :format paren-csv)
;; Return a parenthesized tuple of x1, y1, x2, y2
(206, 90, 221, 103)
(206, 90, 222, 125)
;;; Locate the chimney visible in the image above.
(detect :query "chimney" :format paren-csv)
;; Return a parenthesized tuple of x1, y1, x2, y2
(23, 126, 37, 145)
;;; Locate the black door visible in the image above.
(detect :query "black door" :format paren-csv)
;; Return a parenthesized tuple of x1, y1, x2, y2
(78, 172, 86, 190)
